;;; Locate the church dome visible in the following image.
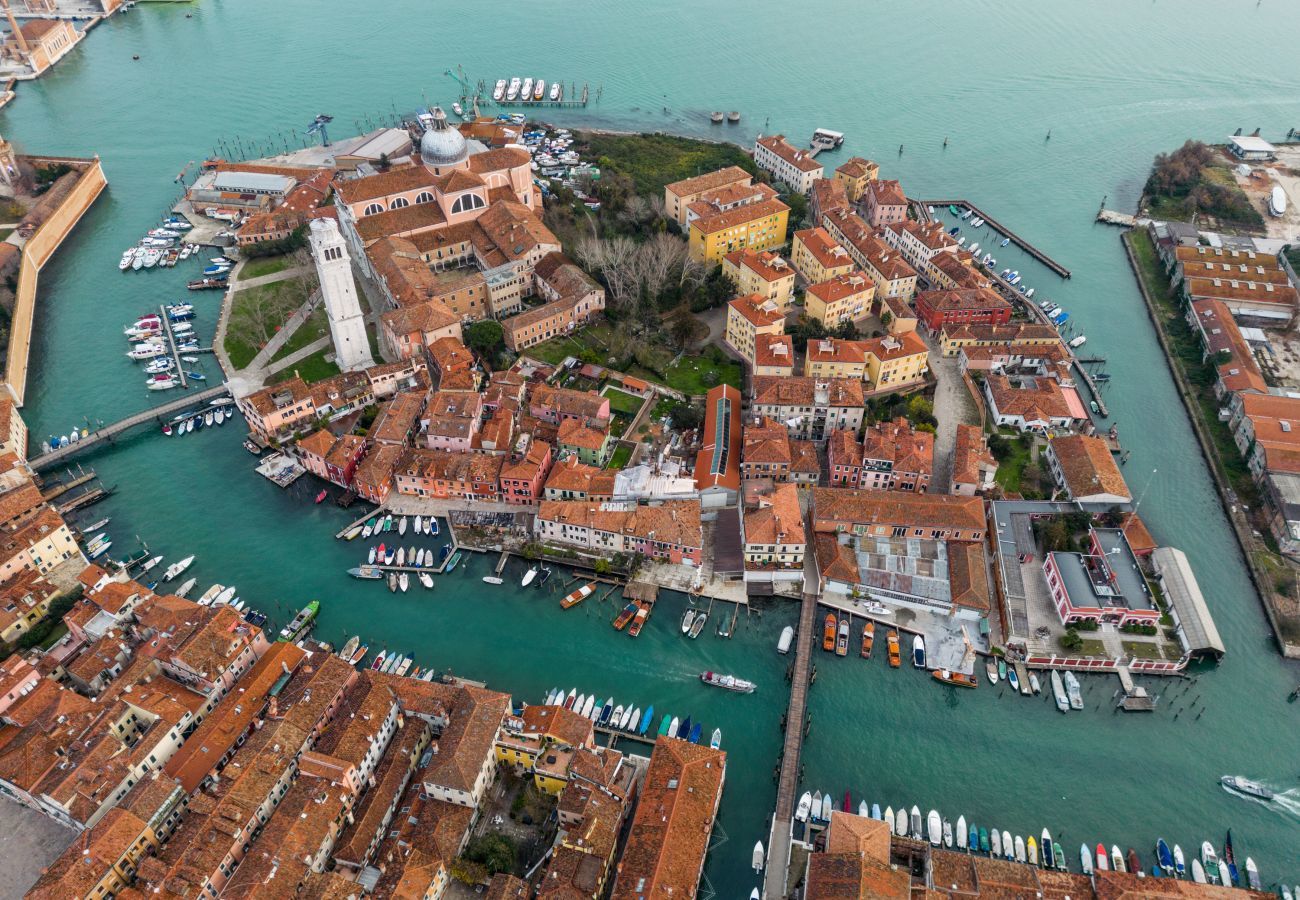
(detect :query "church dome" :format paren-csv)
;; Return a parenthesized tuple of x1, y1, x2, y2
(419, 107, 468, 168)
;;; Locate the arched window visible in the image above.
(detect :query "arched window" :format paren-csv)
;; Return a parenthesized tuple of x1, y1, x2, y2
(389, 196, 410, 210)
(363, 203, 383, 216)
(450, 193, 486, 215)
(415, 191, 434, 205)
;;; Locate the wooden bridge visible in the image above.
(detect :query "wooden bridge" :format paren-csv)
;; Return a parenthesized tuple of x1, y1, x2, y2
(917, 198, 1071, 278)
(762, 587, 818, 899)
(28, 385, 231, 470)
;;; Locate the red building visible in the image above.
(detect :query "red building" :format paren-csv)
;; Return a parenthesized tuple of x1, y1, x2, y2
(913, 287, 1012, 332)
(500, 439, 553, 505)
(1042, 528, 1160, 628)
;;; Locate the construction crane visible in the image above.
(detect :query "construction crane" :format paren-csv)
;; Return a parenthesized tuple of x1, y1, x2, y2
(305, 114, 334, 147)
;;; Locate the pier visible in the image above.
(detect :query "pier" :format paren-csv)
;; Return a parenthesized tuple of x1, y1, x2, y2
(762, 588, 817, 900)
(27, 385, 230, 470)
(159, 304, 187, 388)
(918, 199, 1071, 279)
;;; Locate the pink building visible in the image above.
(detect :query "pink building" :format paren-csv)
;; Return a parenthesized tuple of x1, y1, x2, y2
(0, 654, 39, 717)
(500, 439, 552, 506)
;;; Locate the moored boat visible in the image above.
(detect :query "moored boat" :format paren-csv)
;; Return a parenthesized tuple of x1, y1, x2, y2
(835, 617, 849, 656)
(561, 581, 597, 609)
(1051, 669, 1069, 712)
(911, 634, 926, 668)
(933, 669, 978, 688)
(887, 630, 901, 667)
(822, 613, 836, 651)
(277, 600, 320, 642)
(860, 621, 874, 658)
(1064, 671, 1083, 709)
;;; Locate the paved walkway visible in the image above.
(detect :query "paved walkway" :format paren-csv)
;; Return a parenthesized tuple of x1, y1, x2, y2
(217, 260, 321, 396)
(925, 332, 981, 494)
(0, 799, 77, 897)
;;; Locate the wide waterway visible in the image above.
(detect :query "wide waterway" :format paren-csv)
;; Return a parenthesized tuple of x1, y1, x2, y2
(5, 0, 1300, 891)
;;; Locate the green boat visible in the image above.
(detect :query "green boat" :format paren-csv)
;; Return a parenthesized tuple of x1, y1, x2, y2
(445, 550, 462, 572)
(1053, 842, 1065, 871)
(949, 204, 961, 216)
(657, 713, 672, 736)
(997, 659, 1007, 680)
(277, 600, 320, 642)
(979, 827, 990, 853)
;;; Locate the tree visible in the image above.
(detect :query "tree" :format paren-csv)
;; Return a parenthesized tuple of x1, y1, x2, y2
(377, 152, 392, 171)
(463, 834, 516, 875)
(880, 310, 893, 329)
(667, 307, 708, 351)
(464, 320, 504, 358)
(785, 190, 808, 226)
(1059, 629, 1083, 651)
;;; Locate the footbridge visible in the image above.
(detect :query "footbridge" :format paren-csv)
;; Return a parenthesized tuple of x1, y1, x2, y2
(28, 385, 231, 470)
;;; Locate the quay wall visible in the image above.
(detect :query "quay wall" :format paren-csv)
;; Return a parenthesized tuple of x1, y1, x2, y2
(4, 156, 108, 407)
(1121, 230, 1300, 659)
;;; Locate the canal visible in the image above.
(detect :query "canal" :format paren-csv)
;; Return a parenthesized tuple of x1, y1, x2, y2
(4, 0, 1299, 890)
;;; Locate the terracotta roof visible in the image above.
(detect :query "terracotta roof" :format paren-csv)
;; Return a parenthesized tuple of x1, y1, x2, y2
(695, 385, 741, 493)
(951, 424, 996, 488)
(807, 271, 874, 304)
(1049, 434, 1131, 500)
(794, 227, 853, 270)
(729, 294, 785, 328)
(985, 372, 1076, 421)
(862, 329, 928, 362)
(744, 481, 805, 546)
(545, 455, 616, 497)
(558, 417, 610, 452)
(942, 322, 1060, 344)
(756, 135, 823, 172)
(664, 166, 752, 199)
(918, 286, 1011, 314)
(724, 247, 795, 283)
(867, 178, 907, 207)
(862, 417, 934, 476)
(296, 428, 337, 459)
(812, 487, 986, 534)
(807, 338, 868, 366)
(835, 157, 878, 179)
(519, 703, 595, 749)
(751, 376, 865, 409)
(1185, 275, 1298, 308)
(689, 195, 789, 236)
(742, 418, 792, 466)
(335, 163, 436, 206)
(754, 333, 795, 369)
(538, 500, 703, 549)
(610, 737, 725, 899)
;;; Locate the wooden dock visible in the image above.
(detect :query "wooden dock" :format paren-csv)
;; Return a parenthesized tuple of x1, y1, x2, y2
(160, 304, 187, 389)
(39, 469, 96, 502)
(762, 588, 818, 900)
(918, 199, 1071, 278)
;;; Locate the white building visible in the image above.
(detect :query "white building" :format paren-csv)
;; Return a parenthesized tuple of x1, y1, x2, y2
(754, 135, 824, 195)
(309, 218, 375, 372)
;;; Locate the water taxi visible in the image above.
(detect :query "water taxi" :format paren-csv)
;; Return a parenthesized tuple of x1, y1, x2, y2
(933, 669, 977, 688)
(533, 79, 546, 101)
(700, 671, 756, 693)
(887, 629, 901, 667)
(612, 601, 638, 630)
(561, 581, 597, 609)
(627, 602, 649, 636)
(835, 617, 849, 656)
(860, 621, 874, 658)
(822, 613, 836, 651)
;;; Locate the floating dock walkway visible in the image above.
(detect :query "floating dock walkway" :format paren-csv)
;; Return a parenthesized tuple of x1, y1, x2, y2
(28, 385, 231, 470)
(919, 199, 1071, 278)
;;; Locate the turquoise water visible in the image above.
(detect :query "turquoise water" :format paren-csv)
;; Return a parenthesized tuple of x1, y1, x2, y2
(4, 0, 1300, 890)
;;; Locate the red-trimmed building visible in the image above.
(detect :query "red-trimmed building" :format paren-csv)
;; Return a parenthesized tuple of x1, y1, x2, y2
(1042, 528, 1159, 628)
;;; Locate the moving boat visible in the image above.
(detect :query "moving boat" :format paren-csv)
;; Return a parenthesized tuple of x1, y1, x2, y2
(911, 634, 926, 668)
(887, 630, 901, 667)
(561, 581, 599, 609)
(277, 600, 320, 642)
(1220, 775, 1273, 801)
(700, 671, 757, 693)
(822, 613, 836, 651)
(860, 621, 874, 658)
(835, 618, 849, 656)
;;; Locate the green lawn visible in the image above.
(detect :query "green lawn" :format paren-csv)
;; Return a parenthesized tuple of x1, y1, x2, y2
(992, 432, 1035, 496)
(1077, 638, 1107, 657)
(577, 131, 759, 197)
(270, 346, 340, 384)
(240, 254, 294, 280)
(602, 387, 645, 416)
(1121, 640, 1165, 660)
(663, 353, 742, 395)
(224, 276, 313, 370)
(271, 306, 328, 362)
(526, 321, 626, 366)
(606, 444, 633, 470)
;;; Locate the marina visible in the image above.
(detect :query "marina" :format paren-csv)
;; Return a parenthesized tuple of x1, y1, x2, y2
(918, 198, 1072, 278)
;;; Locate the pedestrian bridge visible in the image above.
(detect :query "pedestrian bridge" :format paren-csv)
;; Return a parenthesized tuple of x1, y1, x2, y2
(28, 385, 231, 470)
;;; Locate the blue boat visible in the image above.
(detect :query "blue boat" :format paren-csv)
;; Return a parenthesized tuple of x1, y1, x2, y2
(968, 825, 979, 852)
(639, 705, 653, 735)
(439, 545, 451, 562)
(1052, 311, 1069, 325)
(948, 226, 960, 236)
(1152, 864, 1163, 878)
(1000, 237, 1010, 247)
(1156, 839, 1174, 874)
(445, 550, 462, 572)
(598, 699, 613, 725)
(688, 722, 702, 743)
(979, 828, 990, 853)
(872, 803, 881, 820)
(185, 371, 206, 381)
(678, 715, 692, 739)
(430, 518, 440, 537)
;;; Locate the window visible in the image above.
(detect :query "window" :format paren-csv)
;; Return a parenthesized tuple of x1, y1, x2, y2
(451, 193, 485, 215)
(363, 203, 383, 216)
(415, 191, 434, 204)
(390, 197, 410, 210)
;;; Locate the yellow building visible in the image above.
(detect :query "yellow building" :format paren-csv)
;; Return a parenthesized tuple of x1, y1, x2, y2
(864, 331, 930, 392)
(494, 704, 596, 797)
(722, 248, 796, 313)
(725, 295, 785, 367)
(791, 228, 855, 285)
(754, 334, 796, 377)
(803, 338, 868, 380)
(833, 157, 879, 202)
(687, 191, 790, 264)
(804, 272, 875, 327)
(663, 166, 753, 227)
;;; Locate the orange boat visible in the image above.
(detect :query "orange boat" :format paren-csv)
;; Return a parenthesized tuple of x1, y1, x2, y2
(932, 669, 978, 689)
(887, 629, 901, 668)
(561, 581, 598, 609)
(627, 602, 650, 637)
(612, 601, 638, 630)
(835, 618, 849, 657)
(822, 613, 836, 652)
(860, 621, 874, 659)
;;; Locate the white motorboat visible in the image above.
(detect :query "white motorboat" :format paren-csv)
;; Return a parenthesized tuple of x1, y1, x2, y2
(493, 79, 506, 101)
(752, 841, 764, 873)
(520, 77, 533, 100)
(399, 572, 409, 592)
(521, 565, 538, 587)
(119, 249, 137, 270)
(419, 572, 434, 589)
(795, 792, 812, 822)
(147, 373, 180, 391)
(507, 77, 521, 100)
(162, 554, 195, 582)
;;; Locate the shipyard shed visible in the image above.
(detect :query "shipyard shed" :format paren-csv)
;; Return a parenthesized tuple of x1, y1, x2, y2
(1151, 546, 1226, 659)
